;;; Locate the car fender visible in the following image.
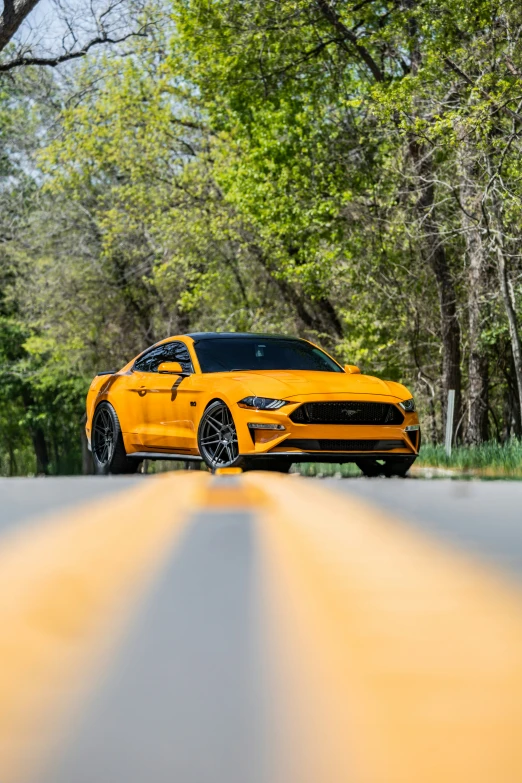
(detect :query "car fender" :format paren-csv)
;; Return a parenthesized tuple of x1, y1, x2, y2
(86, 373, 133, 441)
(198, 381, 257, 455)
(85, 375, 114, 443)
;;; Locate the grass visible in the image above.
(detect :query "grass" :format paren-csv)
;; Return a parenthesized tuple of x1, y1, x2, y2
(417, 439, 522, 476)
(292, 462, 362, 478)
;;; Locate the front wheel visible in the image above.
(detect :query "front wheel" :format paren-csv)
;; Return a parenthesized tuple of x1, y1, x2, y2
(198, 400, 244, 472)
(91, 402, 141, 475)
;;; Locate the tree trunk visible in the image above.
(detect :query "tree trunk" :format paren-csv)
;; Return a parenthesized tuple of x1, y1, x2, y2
(409, 139, 462, 437)
(253, 246, 343, 340)
(8, 439, 16, 476)
(0, 0, 40, 53)
(31, 425, 49, 474)
(491, 217, 522, 426)
(457, 139, 489, 444)
(21, 388, 50, 474)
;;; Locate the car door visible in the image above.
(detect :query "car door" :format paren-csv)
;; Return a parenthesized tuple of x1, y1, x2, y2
(132, 341, 197, 451)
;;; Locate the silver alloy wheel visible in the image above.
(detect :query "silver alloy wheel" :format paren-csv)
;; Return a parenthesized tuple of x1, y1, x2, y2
(92, 405, 115, 467)
(199, 402, 239, 468)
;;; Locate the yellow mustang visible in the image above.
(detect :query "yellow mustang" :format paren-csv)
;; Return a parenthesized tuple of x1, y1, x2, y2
(86, 332, 420, 476)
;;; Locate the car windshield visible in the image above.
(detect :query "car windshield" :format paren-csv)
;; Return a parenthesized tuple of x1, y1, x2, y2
(193, 337, 343, 373)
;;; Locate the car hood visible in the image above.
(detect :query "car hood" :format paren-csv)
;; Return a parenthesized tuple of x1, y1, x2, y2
(227, 370, 404, 400)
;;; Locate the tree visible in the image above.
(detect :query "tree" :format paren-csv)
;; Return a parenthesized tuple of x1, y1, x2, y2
(2, 0, 522, 474)
(1, 0, 153, 72)
(0, 0, 40, 53)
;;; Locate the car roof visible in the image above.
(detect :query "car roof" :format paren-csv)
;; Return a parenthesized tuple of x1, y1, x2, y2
(185, 332, 304, 341)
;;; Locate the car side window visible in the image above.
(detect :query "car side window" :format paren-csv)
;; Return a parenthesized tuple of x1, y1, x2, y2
(163, 341, 193, 373)
(134, 341, 193, 373)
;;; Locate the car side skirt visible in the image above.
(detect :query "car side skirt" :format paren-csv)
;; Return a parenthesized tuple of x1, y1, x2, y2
(126, 450, 415, 464)
(127, 452, 203, 461)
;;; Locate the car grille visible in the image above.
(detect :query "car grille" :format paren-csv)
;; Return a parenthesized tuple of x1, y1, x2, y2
(282, 439, 406, 452)
(290, 401, 404, 425)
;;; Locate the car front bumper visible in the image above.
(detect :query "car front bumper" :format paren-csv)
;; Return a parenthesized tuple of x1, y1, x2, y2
(235, 396, 420, 459)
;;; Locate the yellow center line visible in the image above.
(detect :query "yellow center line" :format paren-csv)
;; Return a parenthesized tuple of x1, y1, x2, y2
(0, 472, 209, 783)
(246, 473, 522, 783)
(200, 474, 268, 508)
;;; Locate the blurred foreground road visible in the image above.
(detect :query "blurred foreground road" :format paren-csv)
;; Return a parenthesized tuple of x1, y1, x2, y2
(1, 473, 522, 783)
(2, 475, 522, 574)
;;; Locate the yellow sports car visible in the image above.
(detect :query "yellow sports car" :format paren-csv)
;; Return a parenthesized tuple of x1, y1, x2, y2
(85, 332, 420, 476)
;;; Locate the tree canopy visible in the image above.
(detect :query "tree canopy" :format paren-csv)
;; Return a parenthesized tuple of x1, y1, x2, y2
(1, 0, 522, 473)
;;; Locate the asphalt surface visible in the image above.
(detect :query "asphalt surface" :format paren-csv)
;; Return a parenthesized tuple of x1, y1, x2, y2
(329, 477, 522, 578)
(1, 473, 522, 783)
(45, 510, 266, 783)
(0, 476, 142, 534)
(2, 474, 521, 579)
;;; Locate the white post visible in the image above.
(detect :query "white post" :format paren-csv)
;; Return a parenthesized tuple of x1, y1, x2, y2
(445, 389, 455, 457)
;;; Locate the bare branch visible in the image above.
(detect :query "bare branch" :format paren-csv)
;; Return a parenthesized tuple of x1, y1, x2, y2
(315, 0, 385, 82)
(0, 26, 149, 71)
(443, 56, 522, 125)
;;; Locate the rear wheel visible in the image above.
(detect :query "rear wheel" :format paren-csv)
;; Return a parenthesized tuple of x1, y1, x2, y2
(383, 458, 415, 478)
(250, 459, 292, 473)
(356, 457, 416, 478)
(355, 458, 384, 477)
(91, 402, 141, 475)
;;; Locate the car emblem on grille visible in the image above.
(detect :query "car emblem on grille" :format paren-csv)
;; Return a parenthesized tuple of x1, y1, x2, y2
(342, 408, 358, 417)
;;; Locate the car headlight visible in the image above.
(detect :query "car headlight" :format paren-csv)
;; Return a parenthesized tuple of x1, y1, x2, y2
(399, 398, 416, 413)
(238, 396, 288, 410)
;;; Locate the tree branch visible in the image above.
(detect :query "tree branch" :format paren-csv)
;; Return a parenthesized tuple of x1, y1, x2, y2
(315, 0, 385, 82)
(0, 28, 149, 71)
(443, 56, 522, 126)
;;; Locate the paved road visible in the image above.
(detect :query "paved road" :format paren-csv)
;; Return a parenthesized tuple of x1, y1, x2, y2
(1, 473, 522, 783)
(2, 475, 522, 577)
(0, 476, 141, 534)
(328, 477, 522, 577)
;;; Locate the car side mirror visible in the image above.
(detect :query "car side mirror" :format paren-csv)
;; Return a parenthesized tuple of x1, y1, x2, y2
(344, 364, 361, 374)
(158, 361, 185, 374)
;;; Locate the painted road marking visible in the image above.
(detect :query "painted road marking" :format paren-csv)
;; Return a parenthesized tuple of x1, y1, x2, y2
(329, 477, 522, 577)
(44, 511, 267, 783)
(0, 473, 207, 783)
(248, 473, 522, 783)
(1, 472, 522, 783)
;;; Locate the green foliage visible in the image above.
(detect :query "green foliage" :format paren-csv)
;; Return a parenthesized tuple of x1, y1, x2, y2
(2, 0, 522, 473)
(419, 440, 522, 475)
(292, 462, 362, 478)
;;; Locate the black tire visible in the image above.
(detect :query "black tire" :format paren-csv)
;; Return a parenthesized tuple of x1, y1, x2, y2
(253, 459, 292, 473)
(91, 402, 141, 475)
(382, 458, 416, 478)
(355, 458, 384, 477)
(198, 400, 245, 472)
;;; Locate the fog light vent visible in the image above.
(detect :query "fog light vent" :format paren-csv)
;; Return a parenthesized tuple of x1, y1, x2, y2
(248, 423, 285, 431)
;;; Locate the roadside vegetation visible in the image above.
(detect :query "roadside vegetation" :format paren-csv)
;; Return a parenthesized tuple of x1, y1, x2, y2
(291, 440, 522, 479)
(1, 0, 522, 475)
(417, 440, 522, 477)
